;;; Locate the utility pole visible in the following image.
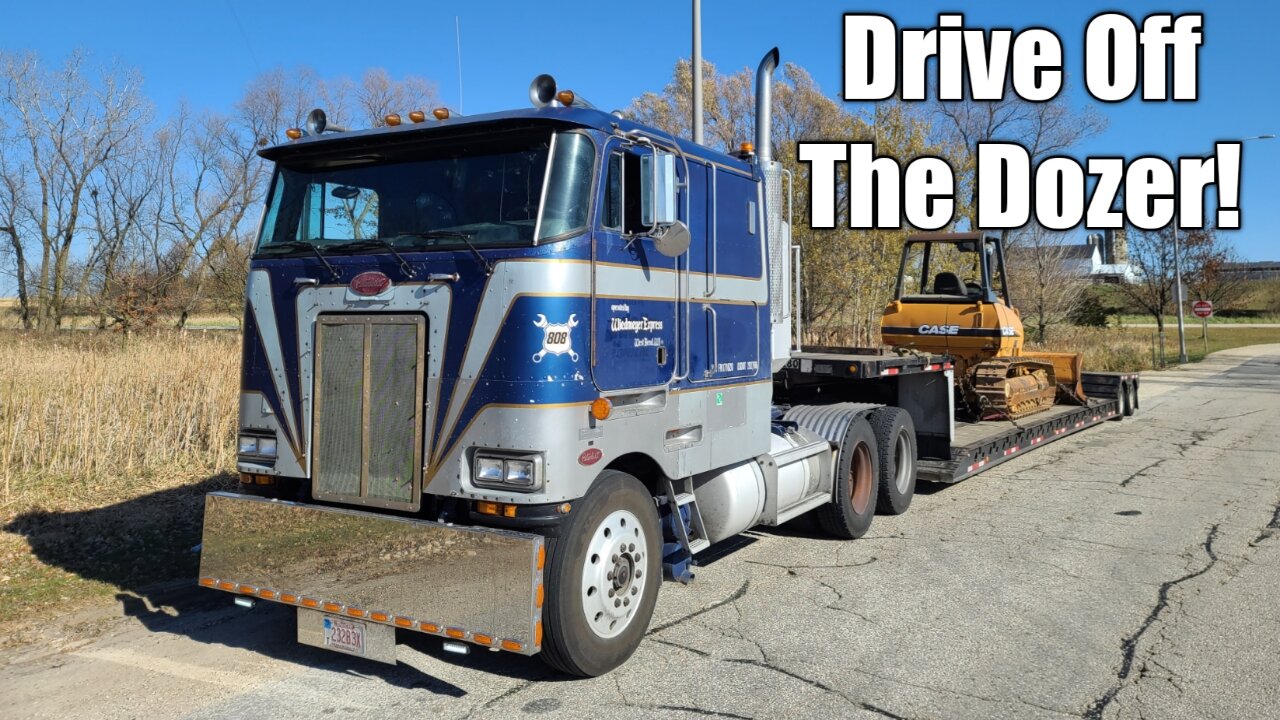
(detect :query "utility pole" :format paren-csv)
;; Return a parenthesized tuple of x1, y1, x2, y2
(692, 0, 704, 145)
(1172, 134, 1274, 363)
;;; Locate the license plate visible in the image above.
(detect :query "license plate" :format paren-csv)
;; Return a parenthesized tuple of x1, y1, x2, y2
(322, 615, 365, 656)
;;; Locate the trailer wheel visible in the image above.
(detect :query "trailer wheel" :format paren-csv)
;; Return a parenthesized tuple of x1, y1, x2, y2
(540, 470, 661, 677)
(868, 408, 917, 515)
(1126, 381, 1139, 415)
(816, 416, 879, 539)
(1119, 381, 1133, 417)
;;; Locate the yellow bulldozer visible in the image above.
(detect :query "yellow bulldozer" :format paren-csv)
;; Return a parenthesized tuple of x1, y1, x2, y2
(881, 232, 1085, 420)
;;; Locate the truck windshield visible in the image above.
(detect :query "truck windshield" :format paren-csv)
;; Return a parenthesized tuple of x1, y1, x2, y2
(256, 130, 594, 255)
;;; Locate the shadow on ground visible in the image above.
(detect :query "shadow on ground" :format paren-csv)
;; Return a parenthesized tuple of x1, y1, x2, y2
(3, 475, 564, 693)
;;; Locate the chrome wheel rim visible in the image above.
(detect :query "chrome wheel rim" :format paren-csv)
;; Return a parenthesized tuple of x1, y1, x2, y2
(581, 509, 647, 638)
(894, 431, 912, 494)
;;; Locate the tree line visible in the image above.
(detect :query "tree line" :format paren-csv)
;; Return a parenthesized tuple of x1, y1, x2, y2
(0, 50, 436, 332)
(0, 49, 1239, 341)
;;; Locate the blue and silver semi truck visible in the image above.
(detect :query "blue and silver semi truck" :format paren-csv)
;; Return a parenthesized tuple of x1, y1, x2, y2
(198, 50, 1139, 676)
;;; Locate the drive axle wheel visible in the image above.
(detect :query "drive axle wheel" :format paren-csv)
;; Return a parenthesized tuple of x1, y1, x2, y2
(540, 470, 661, 677)
(816, 416, 880, 539)
(869, 407, 917, 515)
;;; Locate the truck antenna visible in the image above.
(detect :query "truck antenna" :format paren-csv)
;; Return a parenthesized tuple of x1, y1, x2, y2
(455, 16, 464, 115)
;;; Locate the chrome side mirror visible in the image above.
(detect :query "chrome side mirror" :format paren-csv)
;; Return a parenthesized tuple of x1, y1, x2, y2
(652, 220, 691, 258)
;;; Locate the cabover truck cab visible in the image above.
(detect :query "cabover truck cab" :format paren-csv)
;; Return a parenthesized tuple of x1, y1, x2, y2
(198, 50, 1138, 677)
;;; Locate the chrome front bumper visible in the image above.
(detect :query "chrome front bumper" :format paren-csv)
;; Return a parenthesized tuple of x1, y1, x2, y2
(197, 492, 545, 655)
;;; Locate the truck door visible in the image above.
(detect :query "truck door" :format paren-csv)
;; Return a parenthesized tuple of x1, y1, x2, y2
(591, 139, 680, 391)
(687, 167, 764, 382)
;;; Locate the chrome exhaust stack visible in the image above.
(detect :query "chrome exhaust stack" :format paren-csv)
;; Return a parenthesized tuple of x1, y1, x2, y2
(754, 47, 779, 163)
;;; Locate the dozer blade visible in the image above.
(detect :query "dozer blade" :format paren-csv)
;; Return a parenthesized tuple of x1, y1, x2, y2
(973, 358, 1059, 420)
(1022, 351, 1087, 404)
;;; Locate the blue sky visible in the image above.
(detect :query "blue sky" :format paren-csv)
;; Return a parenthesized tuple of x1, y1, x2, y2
(1, 0, 1276, 260)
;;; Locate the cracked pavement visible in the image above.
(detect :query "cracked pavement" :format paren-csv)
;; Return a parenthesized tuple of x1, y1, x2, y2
(3, 345, 1279, 719)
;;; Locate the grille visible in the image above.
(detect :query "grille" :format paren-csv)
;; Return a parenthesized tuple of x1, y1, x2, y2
(313, 315, 426, 511)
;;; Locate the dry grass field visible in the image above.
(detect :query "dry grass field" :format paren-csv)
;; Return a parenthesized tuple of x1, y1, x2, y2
(0, 330, 240, 630)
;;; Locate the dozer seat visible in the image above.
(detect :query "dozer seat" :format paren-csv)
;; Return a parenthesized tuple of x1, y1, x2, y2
(932, 272, 965, 296)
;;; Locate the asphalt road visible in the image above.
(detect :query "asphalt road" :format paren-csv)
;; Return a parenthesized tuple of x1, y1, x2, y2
(4, 345, 1279, 719)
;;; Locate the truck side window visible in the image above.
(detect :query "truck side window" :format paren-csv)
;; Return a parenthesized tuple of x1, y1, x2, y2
(603, 150, 648, 235)
(603, 152, 623, 230)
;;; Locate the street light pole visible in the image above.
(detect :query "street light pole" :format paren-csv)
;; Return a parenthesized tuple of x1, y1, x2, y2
(692, 0, 704, 145)
(1172, 134, 1274, 363)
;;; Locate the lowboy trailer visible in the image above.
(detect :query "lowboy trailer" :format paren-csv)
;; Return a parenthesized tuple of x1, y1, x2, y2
(198, 49, 1140, 677)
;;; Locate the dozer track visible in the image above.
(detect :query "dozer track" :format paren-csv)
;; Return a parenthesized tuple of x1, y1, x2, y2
(973, 358, 1059, 420)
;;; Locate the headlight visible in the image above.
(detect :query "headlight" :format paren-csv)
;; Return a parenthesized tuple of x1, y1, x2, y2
(475, 457, 505, 483)
(472, 451, 543, 492)
(504, 459, 536, 488)
(238, 432, 278, 460)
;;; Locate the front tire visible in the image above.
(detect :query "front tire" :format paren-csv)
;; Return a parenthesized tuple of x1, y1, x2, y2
(540, 470, 661, 677)
(816, 415, 880, 539)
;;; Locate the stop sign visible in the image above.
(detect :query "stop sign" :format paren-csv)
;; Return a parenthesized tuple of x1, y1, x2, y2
(1192, 300, 1214, 318)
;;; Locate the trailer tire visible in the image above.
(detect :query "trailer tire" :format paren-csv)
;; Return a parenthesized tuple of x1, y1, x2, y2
(1120, 381, 1133, 417)
(1126, 381, 1139, 415)
(539, 470, 661, 677)
(868, 408, 917, 515)
(816, 416, 880, 539)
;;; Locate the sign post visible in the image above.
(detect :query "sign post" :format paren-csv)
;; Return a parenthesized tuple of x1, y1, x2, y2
(1192, 300, 1213, 356)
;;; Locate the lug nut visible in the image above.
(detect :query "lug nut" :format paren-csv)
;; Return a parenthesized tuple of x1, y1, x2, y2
(629, 543, 635, 552)
(614, 599, 621, 608)
(623, 598, 630, 606)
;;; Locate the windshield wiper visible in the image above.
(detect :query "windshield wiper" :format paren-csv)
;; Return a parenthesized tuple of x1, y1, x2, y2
(393, 231, 493, 277)
(258, 240, 340, 280)
(330, 238, 417, 278)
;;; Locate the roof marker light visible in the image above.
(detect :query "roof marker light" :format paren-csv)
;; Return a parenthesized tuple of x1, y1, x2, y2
(409, 110, 426, 123)
(285, 128, 302, 141)
(433, 108, 451, 120)
(384, 114, 402, 126)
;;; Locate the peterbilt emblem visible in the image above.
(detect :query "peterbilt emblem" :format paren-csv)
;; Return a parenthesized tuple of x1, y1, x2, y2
(532, 314, 578, 362)
(578, 448, 603, 466)
(350, 271, 392, 296)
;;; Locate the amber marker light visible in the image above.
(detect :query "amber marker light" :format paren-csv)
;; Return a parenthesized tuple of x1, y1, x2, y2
(323, 602, 342, 613)
(420, 622, 441, 633)
(394, 617, 413, 628)
(384, 114, 402, 126)
(445, 628, 466, 639)
(199, 578, 216, 587)
(285, 128, 303, 140)
(473, 633, 493, 646)
(556, 90, 575, 105)
(501, 640, 523, 652)
(280, 593, 299, 604)
(217, 581, 235, 591)
(301, 598, 319, 608)
(409, 110, 426, 123)
(591, 397, 613, 420)
(432, 108, 451, 120)
(740, 142, 755, 154)
(370, 612, 389, 622)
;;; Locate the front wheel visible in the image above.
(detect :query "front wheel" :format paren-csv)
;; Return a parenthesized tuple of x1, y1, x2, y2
(540, 470, 661, 677)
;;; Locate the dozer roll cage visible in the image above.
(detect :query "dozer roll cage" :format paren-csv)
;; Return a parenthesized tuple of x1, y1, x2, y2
(893, 232, 1011, 306)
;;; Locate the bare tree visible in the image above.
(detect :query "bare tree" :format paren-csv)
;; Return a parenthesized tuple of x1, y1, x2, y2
(0, 50, 148, 329)
(1117, 226, 1233, 346)
(1005, 225, 1087, 343)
